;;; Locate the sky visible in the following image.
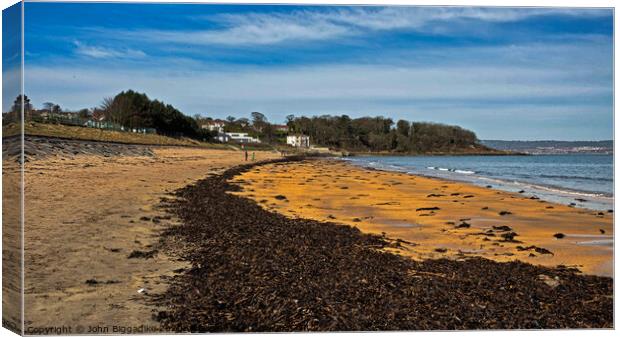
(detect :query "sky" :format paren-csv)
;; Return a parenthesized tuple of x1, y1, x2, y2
(4, 2, 614, 140)
(2, 2, 21, 114)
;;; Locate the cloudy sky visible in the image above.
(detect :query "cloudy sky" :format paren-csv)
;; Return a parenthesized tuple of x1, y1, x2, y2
(9, 2, 614, 140)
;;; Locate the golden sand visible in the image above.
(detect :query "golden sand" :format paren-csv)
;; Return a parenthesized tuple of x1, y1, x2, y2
(232, 159, 613, 277)
(2, 157, 22, 332)
(19, 147, 279, 329)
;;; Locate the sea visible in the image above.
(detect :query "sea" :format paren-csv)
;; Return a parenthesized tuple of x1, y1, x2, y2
(342, 154, 614, 211)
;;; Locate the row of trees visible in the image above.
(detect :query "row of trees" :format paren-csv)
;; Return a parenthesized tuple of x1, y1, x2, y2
(9, 91, 482, 153)
(100, 90, 213, 140)
(286, 115, 480, 153)
(7, 95, 88, 118)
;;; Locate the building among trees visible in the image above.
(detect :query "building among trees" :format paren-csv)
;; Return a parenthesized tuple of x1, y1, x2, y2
(286, 134, 310, 148)
(218, 132, 261, 144)
(201, 119, 227, 133)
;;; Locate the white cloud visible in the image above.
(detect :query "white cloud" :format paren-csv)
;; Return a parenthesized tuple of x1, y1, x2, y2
(21, 40, 612, 140)
(23, 59, 610, 113)
(112, 7, 610, 46)
(73, 41, 146, 59)
(117, 12, 350, 46)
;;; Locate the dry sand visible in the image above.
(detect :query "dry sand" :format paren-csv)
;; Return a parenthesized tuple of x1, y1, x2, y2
(2, 154, 22, 333)
(232, 159, 614, 277)
(19, 147, 279, 331)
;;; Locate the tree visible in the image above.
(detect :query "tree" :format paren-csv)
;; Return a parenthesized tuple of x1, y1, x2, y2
(261, 123, 277, 143)
(100, 90, 204, 139)
(77, 108, 91, 119)
(396, 120, 410, 137)
(42, 102, 55, 111)
(11, 94, 33, 120)
(251, 111, 268, 132)
(101, 97, 117, 123)
(286, 114, 480, 153)
(251, 111, 267, 123)
(237, 118, 250, 127)
(193, 114, 212, 127)
(51, 104, 62, 114)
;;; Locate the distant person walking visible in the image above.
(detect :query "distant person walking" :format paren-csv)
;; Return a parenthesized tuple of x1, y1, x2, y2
(252, 152, 255, 161)
(244, 150, 248, 161)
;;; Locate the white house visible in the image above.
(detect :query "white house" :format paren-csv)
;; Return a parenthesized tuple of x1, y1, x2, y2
(202, 119, 227, 133)
(225, 132, 261, 143)
(215, 133, 230, 143)
(286, 134, 310, 148)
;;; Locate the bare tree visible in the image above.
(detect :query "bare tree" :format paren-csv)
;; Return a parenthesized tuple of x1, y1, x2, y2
(42, 102, 54, 112)
(100, 96, 131, 126)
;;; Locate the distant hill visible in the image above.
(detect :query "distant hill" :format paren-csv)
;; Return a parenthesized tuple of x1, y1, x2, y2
(481, 140, 613, 154)
(287, 115, 505, 155)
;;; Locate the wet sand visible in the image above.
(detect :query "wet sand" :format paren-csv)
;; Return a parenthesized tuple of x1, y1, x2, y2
(19, 146, 279, 330)
(232, 159, 613, 277)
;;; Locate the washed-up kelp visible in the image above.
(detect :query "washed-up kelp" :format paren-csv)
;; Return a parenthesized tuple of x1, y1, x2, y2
(154, 158, 612, 332)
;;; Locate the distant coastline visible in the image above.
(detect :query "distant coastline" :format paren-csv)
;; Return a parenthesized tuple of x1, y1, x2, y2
(347, 149, 523, 157)
(481, 140, 613, 155)
(344, 144, 522, 157)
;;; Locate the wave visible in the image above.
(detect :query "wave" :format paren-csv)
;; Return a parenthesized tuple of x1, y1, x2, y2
(423, 167, 612, 200)
(422, 167, 610, 198)
(426, 166, 475, 175)
(465, 174, 611, 198)
(454, 169, 476, 175)
(342, 156, 613, 209)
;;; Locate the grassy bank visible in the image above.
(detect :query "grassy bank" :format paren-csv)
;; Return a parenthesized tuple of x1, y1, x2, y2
(3, 122, 232, 148)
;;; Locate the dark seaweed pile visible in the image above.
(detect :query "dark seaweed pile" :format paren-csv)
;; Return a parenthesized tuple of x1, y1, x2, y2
(154, 158, 613, 332)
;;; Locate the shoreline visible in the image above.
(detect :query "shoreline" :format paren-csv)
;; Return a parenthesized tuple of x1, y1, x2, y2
(338, 156, 614, 211)
(232, 158, 613, 277)
(155, 157, 612, 331)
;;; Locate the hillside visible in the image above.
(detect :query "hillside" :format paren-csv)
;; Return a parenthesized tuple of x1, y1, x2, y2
(288, 116, 506, 155)
(3, 122, 232, 149)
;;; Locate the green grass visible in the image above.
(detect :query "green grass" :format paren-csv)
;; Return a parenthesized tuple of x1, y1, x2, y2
(3, 122, 234, 149)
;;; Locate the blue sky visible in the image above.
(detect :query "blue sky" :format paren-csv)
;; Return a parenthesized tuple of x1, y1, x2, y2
(7, 2, 614, 140)
(2, 2, 21, 113)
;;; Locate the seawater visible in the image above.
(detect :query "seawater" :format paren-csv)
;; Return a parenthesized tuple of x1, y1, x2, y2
(342, 154, 613, 211)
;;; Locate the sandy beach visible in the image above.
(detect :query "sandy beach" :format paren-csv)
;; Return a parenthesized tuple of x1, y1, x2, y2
(15, 141, 279, 331)
(3, 141, 613, 331)
(5, 2, 615, 332)
(156, 157, 612, 330)
(231, 159, 613, 276)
